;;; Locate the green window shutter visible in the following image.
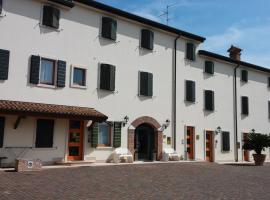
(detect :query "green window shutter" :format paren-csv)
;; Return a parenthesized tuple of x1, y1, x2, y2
(57, 60, 66, 87)
(186, 80, 195, 102)
(241, 96, 249, 115)
(102, 17, 117, 41)
(91, 122, 99, 148)
(42, 5, 60, 29)
(30, 55, 40, 84)
(205, 90, 214, 111)
(186, 43, 195, 61)
(0, 117, 5, 148)
(0, 0, 2, 15)
(147, 73, 153, 96)
(241, 70, 248, 82)
(222, 131, 230, 151)
(109, 65, 116, 91)
(100, 64, 115, 91)
(141, 29, 154, 50)
(0, 49, 10, 80)
(268, 101, 270, 119)
(113, 122, 122, 148)
(35, 119, 54, 148)
(205, 61, 214, 74)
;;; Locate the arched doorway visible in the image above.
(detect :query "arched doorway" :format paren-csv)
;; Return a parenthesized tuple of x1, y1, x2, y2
(128, 116, 163, 161)
(135, 123, 155, 161)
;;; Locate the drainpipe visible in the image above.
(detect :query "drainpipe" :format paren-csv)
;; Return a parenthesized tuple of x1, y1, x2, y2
(233, 63, 240, 162)
(172, 35, 181, 150)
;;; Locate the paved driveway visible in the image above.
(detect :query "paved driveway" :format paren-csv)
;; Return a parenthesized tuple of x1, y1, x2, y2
(0, 162, 269, 200)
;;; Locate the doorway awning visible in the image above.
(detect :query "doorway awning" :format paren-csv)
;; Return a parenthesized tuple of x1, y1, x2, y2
(0, 100, 107, 122)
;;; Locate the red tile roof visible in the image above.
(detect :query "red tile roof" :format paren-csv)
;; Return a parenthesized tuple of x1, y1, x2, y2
(0, 100, 107, 121)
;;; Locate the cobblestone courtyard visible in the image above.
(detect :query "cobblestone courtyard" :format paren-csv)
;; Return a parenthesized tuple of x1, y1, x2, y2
(0, 162, 269, 200)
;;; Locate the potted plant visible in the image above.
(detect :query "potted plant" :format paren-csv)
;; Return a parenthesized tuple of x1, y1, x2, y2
(243, 132, 270, 166)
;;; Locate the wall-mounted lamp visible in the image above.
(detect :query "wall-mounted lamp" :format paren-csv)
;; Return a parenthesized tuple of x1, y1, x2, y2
(161, 119, 170, 130)
(122, 115, 129, 127)
(251, 129, 255, 134)
(215, 126, 222, 135)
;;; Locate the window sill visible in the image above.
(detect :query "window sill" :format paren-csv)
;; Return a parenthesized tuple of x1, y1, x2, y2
(39, 23, 62, 32)
(96, 146, 113, 150)
(32, 147, 58, 150)
(70, 84, 87, 89)
(37, 84, 57, 89)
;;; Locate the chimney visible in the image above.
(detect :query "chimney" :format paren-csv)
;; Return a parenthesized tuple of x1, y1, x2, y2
(227, 45, 242, 60)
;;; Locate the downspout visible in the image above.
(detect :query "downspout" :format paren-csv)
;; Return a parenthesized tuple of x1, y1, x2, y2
(233, 63, 240, 162)
(172, 35, 181, 150)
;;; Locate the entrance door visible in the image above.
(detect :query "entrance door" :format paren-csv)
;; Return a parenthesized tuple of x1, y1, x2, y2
(135, 124, 155, 161)
(68, 120, 84, 161)
(187, 126, 195, 160)
(205, 131, 214, 162)
(243, 133, 250, 162)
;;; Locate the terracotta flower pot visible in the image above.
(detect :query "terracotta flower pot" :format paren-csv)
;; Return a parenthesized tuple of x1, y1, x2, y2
(253, 154, 266, 166)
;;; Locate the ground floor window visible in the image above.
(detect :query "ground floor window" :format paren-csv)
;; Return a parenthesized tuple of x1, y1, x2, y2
(0, 117, 5, 148)
(35, 119, 54, 148)
(98, 122, 112, 147)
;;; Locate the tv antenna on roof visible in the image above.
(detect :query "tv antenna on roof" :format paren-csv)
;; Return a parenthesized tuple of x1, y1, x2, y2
(158, 3, 178, 25)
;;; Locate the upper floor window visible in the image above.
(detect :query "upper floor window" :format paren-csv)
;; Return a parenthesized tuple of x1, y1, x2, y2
(241, 96, 249, 115)
(186, 42, 195, 61)
(0, 49, 10, 80)
(268, 101, 270, 119)
(40, 58, 56, 85)
(141, 29, 154, 50)
(99, 63, 116, 91)
(0, 0, 3, 15)
(241, 70, 248, 82)
(42, 5, 60, 29)
(72, 67, 86, 88)
(204, 90, 214, 111)
(205, 61, 214, 75)
(267, 77, 270, 88)
(30, 55, 66, 88)
(185, 80, 195, 102)
(101, 17, 117, 41)
(139, 71, 153, 97)
(35, 119, 54, 148)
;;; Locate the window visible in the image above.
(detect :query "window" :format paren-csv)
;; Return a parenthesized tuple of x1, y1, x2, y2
(101, 17, 117, 41)
(73, 67, 86, 87)
(99, 64, 115, 91)
(42, 5, 60, 29)
(221, 131, 230, 152)
(268, 77, 270, 88)
(0, 0, 3, 15)
(30, 56, 66, 87)
(205, 61, 214, 75)
(141, 29, 154, 50)
(35, 119, 54, 148)
(0, 49, 10, 80)
(204, 90, 214, 111)
(139, 71, 153, 97)
(185, 80, 195, 102)
(0, 117, 5, 148)
(268, 101, 270, 119)
(40, 58, 55, 85)
(98, 122, 112, 147)
(186, 42, 195, 61)
(241, 70, 248, 82)
(241, 96, 249, 115)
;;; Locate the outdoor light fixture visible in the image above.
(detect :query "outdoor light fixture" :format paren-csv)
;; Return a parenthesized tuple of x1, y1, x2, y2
(215, 126, 222, 135)
(122, 115, 129, 127)
(162, 119, 171, 130)
(251, 129, 255, 133)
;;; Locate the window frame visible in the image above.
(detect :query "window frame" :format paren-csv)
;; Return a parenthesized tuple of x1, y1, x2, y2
(204, 60, 214, 75)
(101, 16, 117, 41)
(241, 69, 248, 83)
(186, 42, 196, 61)
(35, 119, 55, 148)
(39, 57, 56, 86)
(70, 65, 87, 89)
(41, 4, 60, 30)
(97, 122, 113, 147)
(140, 29, 154, 50)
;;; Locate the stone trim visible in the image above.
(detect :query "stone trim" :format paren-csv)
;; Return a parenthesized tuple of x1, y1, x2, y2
(128, 116, 163, 161)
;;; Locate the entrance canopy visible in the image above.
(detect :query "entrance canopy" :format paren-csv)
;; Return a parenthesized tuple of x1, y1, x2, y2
(0, 100, 107, 122)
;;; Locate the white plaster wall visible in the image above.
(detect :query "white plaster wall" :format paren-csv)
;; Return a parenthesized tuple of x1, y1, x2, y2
(0, 115, 68, 166)
(236, 68, 270, 161)
(0, 0, 175, 162)
(176, 48, 236, 162)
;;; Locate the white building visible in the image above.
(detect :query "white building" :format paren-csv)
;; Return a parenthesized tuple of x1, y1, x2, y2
(0, 0, 269, 166)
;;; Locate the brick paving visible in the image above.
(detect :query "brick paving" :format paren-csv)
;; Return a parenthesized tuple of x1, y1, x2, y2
(0, 162, 270, 200)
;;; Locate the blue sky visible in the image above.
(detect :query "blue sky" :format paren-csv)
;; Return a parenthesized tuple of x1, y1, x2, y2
(97, 0, 270, 67)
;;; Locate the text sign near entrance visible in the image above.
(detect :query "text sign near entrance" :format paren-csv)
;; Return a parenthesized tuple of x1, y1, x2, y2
(68, 120, 84, 161)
